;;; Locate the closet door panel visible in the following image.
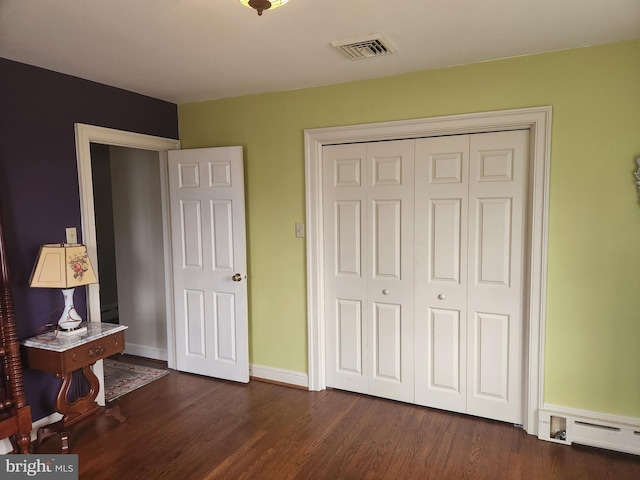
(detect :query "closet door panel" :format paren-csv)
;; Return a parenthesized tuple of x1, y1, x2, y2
(414, 135, 469, 412)
(324, 144, 369, 394)
(466, 130, 528, 424)
(367, 140, 415, 403)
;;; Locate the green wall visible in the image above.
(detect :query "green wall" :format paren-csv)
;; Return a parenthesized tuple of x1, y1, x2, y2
(178, 40, 640, 418)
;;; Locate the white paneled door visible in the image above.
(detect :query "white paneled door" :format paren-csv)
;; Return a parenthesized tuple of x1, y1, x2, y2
(324, 140, 415, 403)
(415, 131, 528, 424)
(324, 130, 528, 424)
(414, 135, 470, 415)
(168, 147, 249, 383)
(466, 131, 527, 423)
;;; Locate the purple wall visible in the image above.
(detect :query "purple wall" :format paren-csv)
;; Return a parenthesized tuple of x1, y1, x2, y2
(0, 58, 178, 420)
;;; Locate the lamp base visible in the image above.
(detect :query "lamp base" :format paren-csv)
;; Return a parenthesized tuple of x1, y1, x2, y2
(57, 325, 88, 336)
(58, 288, 84, 331)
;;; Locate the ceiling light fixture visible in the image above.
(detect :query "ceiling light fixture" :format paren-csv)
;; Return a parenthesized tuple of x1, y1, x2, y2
(240, 0, 289, 16)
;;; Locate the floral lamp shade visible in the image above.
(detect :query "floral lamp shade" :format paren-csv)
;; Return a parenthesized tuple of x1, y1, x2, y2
(30, 244, 97, 288)
(29, 243, 97, 332)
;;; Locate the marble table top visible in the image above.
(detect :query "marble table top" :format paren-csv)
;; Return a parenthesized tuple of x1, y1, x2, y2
(22, 322, 128, 352)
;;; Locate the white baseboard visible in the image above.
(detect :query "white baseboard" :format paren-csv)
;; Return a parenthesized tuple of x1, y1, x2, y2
(539, 404, 640, 455)
(249, 363, 309, 389)
(0, 412, 62, 454)
(123, 342, 168, 361)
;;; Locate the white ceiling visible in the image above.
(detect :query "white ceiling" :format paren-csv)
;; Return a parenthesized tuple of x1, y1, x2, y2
(1, 0, 638, 104)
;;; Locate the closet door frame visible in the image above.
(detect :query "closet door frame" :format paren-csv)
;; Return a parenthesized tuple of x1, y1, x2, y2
(304, 106, 552, 436)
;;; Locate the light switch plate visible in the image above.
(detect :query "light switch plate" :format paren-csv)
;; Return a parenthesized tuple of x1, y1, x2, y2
(65, 227, 78, 244)
(295, 223, 305, 238)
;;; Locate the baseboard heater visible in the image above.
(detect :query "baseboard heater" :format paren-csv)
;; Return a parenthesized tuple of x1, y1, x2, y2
(538, 408, 640, 455)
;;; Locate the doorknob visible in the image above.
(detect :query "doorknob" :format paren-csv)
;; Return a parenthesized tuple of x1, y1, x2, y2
(232, 273, 243, 282)
(438, 294, 446, 300)
(382, 289, 390, 295)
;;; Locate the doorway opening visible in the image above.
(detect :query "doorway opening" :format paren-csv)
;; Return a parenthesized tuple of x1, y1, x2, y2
(91, 143, 168, 360)
(75, 123, 180, 405)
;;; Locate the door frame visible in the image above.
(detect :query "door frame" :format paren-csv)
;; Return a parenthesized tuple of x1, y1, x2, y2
(304, 106, 552, 435)
(75, 123, 180, 403)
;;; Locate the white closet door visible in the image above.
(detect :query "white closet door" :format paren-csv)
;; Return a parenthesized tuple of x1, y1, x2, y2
(324, 140, 415, 403)
(323, 143, 369, 395)
(325, 131, 527, 422)
(366, 140, 415, 403)
(415, 131, 528, 424)
(466, 130, 528, 423)
(414, 135, 470, 414)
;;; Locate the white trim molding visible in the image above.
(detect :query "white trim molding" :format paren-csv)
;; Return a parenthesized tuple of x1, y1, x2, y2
(250, 364, 309, 389)
(304, 106, 552, 436)
(124, 342, 169, 362)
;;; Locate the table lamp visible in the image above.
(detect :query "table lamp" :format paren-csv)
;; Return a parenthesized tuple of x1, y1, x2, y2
(29, 243, 97, 335)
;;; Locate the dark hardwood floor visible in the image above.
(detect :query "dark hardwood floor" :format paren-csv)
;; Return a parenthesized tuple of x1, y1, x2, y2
(37, 369, 640, 479)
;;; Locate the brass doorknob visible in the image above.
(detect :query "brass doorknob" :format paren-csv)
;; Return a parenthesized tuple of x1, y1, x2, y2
(232, 273, 243, 282)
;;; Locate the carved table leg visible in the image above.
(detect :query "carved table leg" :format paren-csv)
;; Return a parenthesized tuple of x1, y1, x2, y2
(57, 365, 101, 424)
(105, 405, 127, 423)
(34, 419, 66, 453)
(36, 363, 122, 453)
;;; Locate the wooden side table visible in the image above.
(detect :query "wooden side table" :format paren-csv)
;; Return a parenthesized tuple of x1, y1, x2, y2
(22, 322, 128, 453)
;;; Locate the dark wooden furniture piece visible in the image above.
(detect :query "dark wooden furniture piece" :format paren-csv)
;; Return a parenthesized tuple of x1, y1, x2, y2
(23, 323, 127, 453)
(0, 201, 32, 453)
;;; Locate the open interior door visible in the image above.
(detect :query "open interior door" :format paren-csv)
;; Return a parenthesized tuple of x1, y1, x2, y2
(168, 147, 248, 382)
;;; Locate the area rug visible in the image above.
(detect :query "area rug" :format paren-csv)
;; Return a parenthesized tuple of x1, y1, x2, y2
(104, 358, 170, 402)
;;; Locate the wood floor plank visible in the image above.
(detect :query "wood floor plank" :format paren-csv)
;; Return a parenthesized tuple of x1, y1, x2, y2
(35, 370, 640, 479)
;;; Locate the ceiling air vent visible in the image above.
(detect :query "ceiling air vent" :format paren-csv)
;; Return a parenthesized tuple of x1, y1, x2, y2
(331, 33, 396, 60)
